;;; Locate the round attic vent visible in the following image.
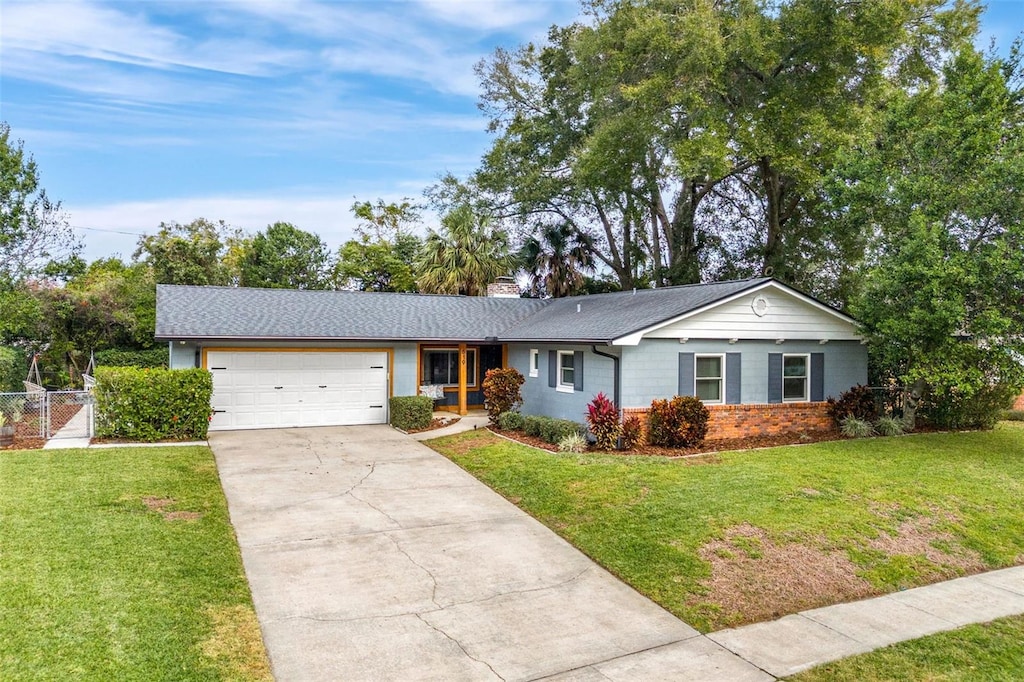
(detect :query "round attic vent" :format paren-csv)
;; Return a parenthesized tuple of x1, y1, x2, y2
(751, 294, 770, 317)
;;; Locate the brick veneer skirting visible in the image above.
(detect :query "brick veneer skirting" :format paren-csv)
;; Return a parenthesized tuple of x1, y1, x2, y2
(622, 402, 833, 440)
(1014, 392, 1024, 411)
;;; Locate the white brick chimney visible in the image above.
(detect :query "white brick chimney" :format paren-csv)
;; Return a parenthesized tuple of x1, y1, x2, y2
(486, 276, 520, 298)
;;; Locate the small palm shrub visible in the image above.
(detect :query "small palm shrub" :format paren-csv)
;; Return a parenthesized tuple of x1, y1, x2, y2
(620, 414, 643, 450)
(827, 384, 879, 427)
(840, 416, 875, 438)
(482, 367, 525, 424)
(586, 392, 621, 450)
(874, 415, 907, 436)
(646, 396, 709, 448)
(496, 410, 525, 431)
(557, 432, 588, 453)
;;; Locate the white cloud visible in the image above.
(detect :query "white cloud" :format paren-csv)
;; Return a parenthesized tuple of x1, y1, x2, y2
(413, 0, 552, 30)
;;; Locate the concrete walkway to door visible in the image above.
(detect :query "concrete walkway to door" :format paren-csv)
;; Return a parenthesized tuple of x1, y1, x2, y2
(210, 425, 769, 681)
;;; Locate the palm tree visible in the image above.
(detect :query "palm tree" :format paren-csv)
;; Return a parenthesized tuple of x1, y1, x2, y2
(519, 222, 595, 298)
(416, 205, 514, 296)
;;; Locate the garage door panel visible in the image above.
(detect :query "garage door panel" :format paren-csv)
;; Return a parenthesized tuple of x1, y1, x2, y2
(208, 350, 389, 430)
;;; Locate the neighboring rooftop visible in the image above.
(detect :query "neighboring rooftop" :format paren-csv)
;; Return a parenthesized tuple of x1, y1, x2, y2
(155, 277, 811, 343)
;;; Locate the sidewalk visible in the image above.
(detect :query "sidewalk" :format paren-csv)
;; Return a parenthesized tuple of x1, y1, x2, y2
(704, 566, 1024, 678)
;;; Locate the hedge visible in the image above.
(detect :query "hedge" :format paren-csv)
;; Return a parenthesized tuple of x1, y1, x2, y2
(95, 347, 169, 369)
(521, 415, 585, 445)
(389, 396, 434, 431)
(0, 346, 28, 392)
(94, 367, 213, 441)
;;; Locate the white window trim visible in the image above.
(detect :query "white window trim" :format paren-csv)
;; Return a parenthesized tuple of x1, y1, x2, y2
(556, 350, 575, 393)
(529, 349, 539, 377)
(782, 353, 810, 403)
(694, 353, 725, 405)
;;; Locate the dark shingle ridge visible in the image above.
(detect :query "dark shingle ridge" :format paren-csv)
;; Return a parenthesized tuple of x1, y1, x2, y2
(156, 277, 776, 343)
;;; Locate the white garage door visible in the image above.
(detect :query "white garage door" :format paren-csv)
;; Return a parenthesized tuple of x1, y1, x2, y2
(206, 350, 389, 431)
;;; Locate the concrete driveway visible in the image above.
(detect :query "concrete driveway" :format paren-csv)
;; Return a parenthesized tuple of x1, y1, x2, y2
(209, 425, 768, 681)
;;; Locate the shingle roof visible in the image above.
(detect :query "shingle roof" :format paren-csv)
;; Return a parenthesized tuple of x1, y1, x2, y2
(155, 278, 777, 343)
(155, 286, 547, 341)
(496, 278, 772, 341)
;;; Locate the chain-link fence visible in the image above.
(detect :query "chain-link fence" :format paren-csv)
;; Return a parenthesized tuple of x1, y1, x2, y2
(46, 390, 94, 439)
(0, 391, 47, 445)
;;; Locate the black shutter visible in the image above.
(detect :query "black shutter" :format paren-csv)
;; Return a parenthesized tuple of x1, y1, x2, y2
(678, 352, 695, 396)
(548, 350, 557, 388)
(726, 353, 742, 404)
(811, 352, 825, 402)
(768, 353, 783, 403)
(574, 351, 584, 391)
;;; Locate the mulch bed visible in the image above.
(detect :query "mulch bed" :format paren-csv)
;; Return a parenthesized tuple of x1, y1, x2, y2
(491, 427, 846, 457)
(1, 404, 82, 451)
(408, 417, 462, 434)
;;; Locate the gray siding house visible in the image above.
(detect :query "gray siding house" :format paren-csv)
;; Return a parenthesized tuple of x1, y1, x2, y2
(156, 278, 867, 436)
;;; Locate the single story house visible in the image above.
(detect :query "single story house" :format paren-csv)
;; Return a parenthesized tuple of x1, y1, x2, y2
(155, 277, 867, 438)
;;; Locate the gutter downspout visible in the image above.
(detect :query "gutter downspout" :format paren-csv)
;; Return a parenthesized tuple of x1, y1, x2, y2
(591, 344, 621, 409)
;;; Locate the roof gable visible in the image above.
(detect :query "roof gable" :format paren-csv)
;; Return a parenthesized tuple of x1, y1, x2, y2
(617, 280, 860, 345)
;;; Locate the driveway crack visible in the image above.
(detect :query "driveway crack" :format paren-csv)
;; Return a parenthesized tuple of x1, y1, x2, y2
(415, 613, 506, 681)
(385, 533, 441, 609)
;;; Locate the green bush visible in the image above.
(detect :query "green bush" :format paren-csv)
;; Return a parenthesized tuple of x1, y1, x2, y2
(521, 414, 584, 444)
(1001, 409, 1024, 422)
(840, 416, 876, 438)
(874, 414, 907, 436)
(0, 346, 28, 392)
(921, 382, 1018, 431)
(496, 410, 524, 431)
(94, 347, 169, 369)
(482, 367, 525, 424)
(646, 396, 709, 448)
(389, 396, 434, 431)
(827, 384, 879, 427)
(94, 367, 213, 442)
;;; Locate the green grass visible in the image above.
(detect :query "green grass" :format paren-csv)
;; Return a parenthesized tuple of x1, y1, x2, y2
(429, 424, 1024, 632)
(0, 447, 270, 681)
(788, 614, 1024, 681)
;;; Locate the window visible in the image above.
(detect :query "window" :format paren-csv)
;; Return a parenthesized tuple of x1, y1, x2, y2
(557, 350, 575, 392)
(695, 355, 724, 403)
(783, 354, 808, 402)
(421, 348, 477, 387)
(529, 349, 539, 377)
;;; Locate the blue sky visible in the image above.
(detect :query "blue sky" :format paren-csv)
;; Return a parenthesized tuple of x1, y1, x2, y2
(1, 0, 1021, 262)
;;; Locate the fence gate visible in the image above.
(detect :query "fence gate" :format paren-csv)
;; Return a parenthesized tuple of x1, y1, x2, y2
(45, 390, 95, 439)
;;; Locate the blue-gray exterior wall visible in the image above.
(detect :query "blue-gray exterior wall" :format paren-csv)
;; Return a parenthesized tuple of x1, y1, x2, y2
(508, 343, 615, 424)
(620, 339, 867, 408)
(166, 340, 420, 397)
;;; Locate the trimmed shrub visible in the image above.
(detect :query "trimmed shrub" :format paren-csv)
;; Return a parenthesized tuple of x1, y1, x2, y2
(586, 392, 621, 450)
(497, 410, 524, 431)
(620, 414, 643, 450)
(840, 416, 875, 438)
(827, 384, 879, 427)
(0, 346, 28, 392)
(95, 347, 169, 369)
(557, 432, 587, 453)
(94, 367, 213, 441)
(522, 414, 584, 444)
(389, 396, 434, 431)
(1001, 409, 1024, 422)
(482, 367, 524, 424)
(921, 382, 1018, 431)
(646, 396, 709, 448)
(875, 415, 907, 436)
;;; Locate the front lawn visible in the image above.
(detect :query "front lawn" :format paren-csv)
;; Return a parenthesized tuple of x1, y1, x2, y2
(0, 446, 270, 681)
(429, 425, 1024, 633)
